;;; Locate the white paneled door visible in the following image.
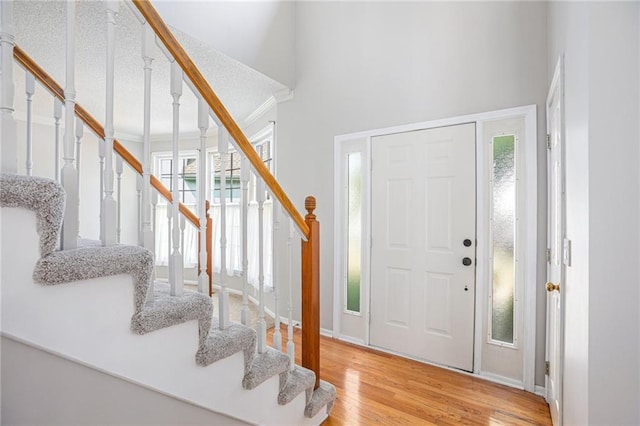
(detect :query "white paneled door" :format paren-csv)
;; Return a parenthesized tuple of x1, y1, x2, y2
(545, 59, 564, 426)
(370, 123, 476, 371)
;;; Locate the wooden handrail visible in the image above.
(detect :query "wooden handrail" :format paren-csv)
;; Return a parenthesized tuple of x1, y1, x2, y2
(131, 0, 309, 240)
(13, 45, 199, 229)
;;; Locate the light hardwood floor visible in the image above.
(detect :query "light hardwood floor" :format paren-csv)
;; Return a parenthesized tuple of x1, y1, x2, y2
(270, 327, 551, 425)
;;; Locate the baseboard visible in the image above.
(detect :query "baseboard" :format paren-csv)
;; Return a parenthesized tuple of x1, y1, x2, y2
(478, 371, 525, 390)
(211, 285, 278, 321)
(320, 328, 333, 338)
(335, 334, 366, 346)
(535, 385, 546, 398)
(209, 285, 334, 339)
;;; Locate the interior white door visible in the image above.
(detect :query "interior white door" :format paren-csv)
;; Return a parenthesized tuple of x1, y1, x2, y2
(546, 63, 564, 426)
(370, 123, 476, 371)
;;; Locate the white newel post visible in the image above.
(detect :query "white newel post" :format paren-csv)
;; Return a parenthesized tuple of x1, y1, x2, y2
(116, 155, 123, 243)
(140, 22, 154, 253)
(197, 98, 209, 295)
(54, 98, 62, 182)
(218, 128, 230, 329)
(287, 218, 295, 370)
(0, 0, 17, 174)
(240, 156, 250, 325)
(169, 61, 184, 296)
(256, 177, 267, 354)
(75, 118, 83, 238)
(25, 72, 34, 176)
(101, 0, 118, 247)
(272, 203, 282, 351)
(61, 0, 78, 250)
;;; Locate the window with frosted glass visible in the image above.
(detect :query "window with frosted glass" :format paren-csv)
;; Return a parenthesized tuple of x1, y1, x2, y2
(346, 153, 362, 313)
(491, 135, 516, 344)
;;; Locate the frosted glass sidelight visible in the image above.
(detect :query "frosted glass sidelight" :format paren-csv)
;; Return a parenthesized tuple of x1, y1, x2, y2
(347, 153, 362, 312)
(491, 135, 516, 344)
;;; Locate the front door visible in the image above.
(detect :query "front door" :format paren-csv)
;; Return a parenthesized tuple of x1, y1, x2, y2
(546, 61, 565, 426)
(369, 123, 476, 371)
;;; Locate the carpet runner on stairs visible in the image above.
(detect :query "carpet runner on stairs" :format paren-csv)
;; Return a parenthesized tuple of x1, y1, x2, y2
(0, 172, 336, 422)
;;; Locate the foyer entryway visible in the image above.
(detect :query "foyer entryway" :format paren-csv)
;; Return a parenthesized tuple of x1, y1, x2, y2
(369, 123, 476, 372)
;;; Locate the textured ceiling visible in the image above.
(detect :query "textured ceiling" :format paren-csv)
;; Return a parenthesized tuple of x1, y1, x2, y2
(13, 0, 288, 137)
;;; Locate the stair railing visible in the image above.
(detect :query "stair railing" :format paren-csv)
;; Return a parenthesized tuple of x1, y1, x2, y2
(10, 44, 211, 297)
(2, 0, 322, 389)
(129, 0, 322, 387)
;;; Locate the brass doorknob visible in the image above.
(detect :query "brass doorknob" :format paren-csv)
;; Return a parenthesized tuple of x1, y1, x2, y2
(546, 282, 560, 292)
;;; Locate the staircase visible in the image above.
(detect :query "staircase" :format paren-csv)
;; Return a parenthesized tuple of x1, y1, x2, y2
(0, 1, 336, 425)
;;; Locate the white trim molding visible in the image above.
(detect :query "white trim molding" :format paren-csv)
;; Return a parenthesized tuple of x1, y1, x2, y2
(333, 105, 538, 393)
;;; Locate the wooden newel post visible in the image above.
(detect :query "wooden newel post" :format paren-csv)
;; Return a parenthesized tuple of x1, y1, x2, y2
(302, 196, 320, 389)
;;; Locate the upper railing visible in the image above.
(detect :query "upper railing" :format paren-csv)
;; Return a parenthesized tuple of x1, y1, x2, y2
(130, 1, 309, 240)
(13, 46, 200, 228)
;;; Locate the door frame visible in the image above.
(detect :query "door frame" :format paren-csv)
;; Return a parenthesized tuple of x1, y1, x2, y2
(545, 55, 566, 424)
(333, 105, 538, 391)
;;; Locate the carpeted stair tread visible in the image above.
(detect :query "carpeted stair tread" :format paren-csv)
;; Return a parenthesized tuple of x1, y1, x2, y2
(33, 244, 154, 316)
(305, 380, 337, 418)
(131, 281, 213, 347)
(196, 318, 256, 375)
(242, 347, 291, 391)
(0, 173, 65, 257)
(278, 365, 315, 405)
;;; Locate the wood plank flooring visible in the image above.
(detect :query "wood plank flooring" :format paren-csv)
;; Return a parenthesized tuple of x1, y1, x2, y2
(269, 327, 551, 425)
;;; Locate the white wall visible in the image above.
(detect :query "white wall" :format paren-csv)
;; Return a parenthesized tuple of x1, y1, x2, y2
(548, 2, 640, 424)
(587, 3, 639, 425)
(1, 337, 249, 426)
(154, 1, 295, 88)
(277, 1, 548, 384)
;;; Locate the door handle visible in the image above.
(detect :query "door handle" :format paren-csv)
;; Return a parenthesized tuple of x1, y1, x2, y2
(546, 282, 560, 292)
(462, 257, 472, 266)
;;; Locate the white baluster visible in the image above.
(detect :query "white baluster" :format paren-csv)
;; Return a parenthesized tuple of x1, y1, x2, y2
(25, 72, 34, 176)
(218, 128, 230, 329)
(169, 61, 183, 296)
(240, 156, 250, 325)
(180, 215, 186, 268)
(98, 138, 105, 241)
(270, 120, 281, 349)
(101, 0, 118, 247)
(53, 98, 62, 182)
(136, 173, 143, 245)
(272, 203, 282, 351)
(166, 196, 173, 288)
(75, 118, 83, 238)
(140, 22, 154, 252)
(257, 177, 267, 353)
(287, 218, 295, 370)
(61, 0, 78, 250)
(116, 155, 123, 243)
(151, 189, 158, 234)
(197, 98, 210, 294)
(0, 0, 17, 174)
(147, 186, 158, 303)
